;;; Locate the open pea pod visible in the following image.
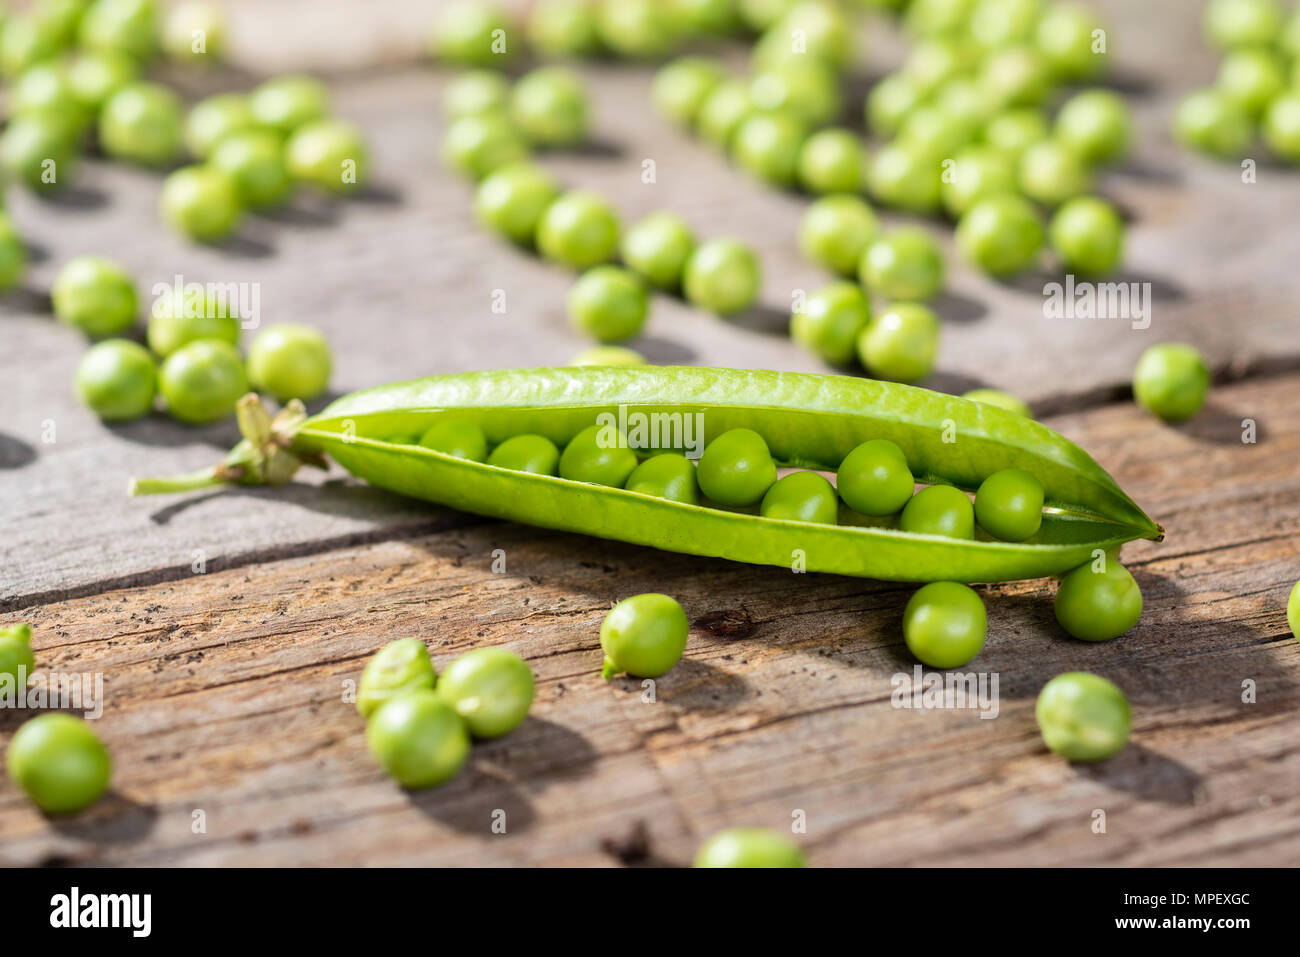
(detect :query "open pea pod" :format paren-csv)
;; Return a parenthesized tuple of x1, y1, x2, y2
(131, 367, 1162, 584)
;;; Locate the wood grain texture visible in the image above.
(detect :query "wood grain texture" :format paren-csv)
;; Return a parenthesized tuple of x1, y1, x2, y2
(1, 372, 1295, 867)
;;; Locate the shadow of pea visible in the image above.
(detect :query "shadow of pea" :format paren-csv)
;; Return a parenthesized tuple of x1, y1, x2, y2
(0, 432, 36, 470)
(49, 791, 161, 845)
(1172, 400, 1266, 445)
(1072, 742, 1203, 806)
(407, 764, 538, 835)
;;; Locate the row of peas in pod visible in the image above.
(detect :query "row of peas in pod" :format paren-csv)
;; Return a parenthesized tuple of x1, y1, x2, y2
(50, 254, 332, 424)
(1173, 0, 1300, 163)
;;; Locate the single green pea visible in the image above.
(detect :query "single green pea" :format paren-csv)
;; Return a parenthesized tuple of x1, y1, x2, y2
(903, 581, 987, 668)
(1203, 0, 1283, 51)
(443, 70, 510, 120)
(6, 713, 112, 815)
(904, 0, 973, 38)
(419, 419, 488, 462)
(898, 104, 979, 161)
(625, 452, 699, 504)
(791, 281, 870, 365)
(1035, 672, 1131, 762)
(52, 256, 138, 338)
(1049, 196, 1124, 276)
(1035, 2, 1108, 80)
(66, 49, 139, 111)
(955, 193, 1045, 277)
(599, 593, 689, 680)
(731, 110, 807, 187)
(526, 0, 602, 58)
(898, 484, 973, 538)
(285, 119, 368, 194)
(246, 323, 332, 403)
(1017, 139, 1091, 206)
(865, 73, 924, 139)
(1287, 579, 1299, 640)
(444, 110, 533, 181)
(595, 0, 681, 59)
(75, 339, 158, 422)
(509, 66, 588, 147)
(694, 827, 806, 868)
(366, 689, 470, 789)
(682, 238, 761, 316)
(356, 638, 437, 718)
(160, 164, 244, 242)
(210, 129, 292, 208)
(567, 265, 648, 344)
(11, 62, 92, 140)
(437, 647, 535, 739)
(1132, 342, 1210, 423)
(868, 142, 942, 214)
(974, 467, 1043, 541)
(981, 106, 1050, 166)
(1172, 89, 1253, 159)
(857, 302, 940, 383)
(249, 75, 330, 135)
(536, 189, 621, 269)
(431, 0, 514, 67)
(570, 345, 647, 367)
(969, 0, 1042, 50)
(77, 0, 159, 61)
(161, 0, 224, 64)
(1054, 560, 1142, 642)
(836, 438, 914, 516)
(158, 339, 248, 424)
(0, 217, 28, 291)
(796, 127, 867, 195)
(979, 45, 1054, 110)
(0, 623, 36, 687)
(798, 194, 879, 277)
(752, 0, 852, 71)
(859, 228, 945, 301)
(184, 93, 255, 158)
(1, 17, 64, 79)
(962, 387, 1031, 417)
(99, 81, 183, 166)
(652, 57, 726, 127)
(487, 434, 560, 475)
(940, 146, 1016, 218)
(902, 37, 972, 98)
(760, 471, 838, 524)
(1262, 92, 1300, 163)
(695, 79, 755, 149)
(475, 162, 559, 246)
(147, 288, 239, 357)
(1055, 89, 1133, 166)
(559, 424, 638, 487)
(697, 427, 777, 507)
(620, 211, 695, 290)
(748, 59, 842, 128)
(1216, 49, 1289, 120)
(0, 114, 79, 191)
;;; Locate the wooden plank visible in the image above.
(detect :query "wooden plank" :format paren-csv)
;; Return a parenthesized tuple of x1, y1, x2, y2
(1, 372, 1295, 866)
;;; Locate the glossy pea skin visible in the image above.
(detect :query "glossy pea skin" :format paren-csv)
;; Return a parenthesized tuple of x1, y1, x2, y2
(899, 484, 974, 539)
(159, 339, 248, 424)
(791, 281, 870, 366)
(620, 212, 695, 290)
(77, 0, 159, 60)
(436, 647, 535, 738)
(595, 0, 681, 59)
(184, 93, 255, 158)
(536, 190, 621, 269)
(431, 0, 514, 67)
(1035, 2, 1108, 81)
(1203, 0, 1283, 51)
(796, 127, 866, 195)
(693, 827, 806, 868)
(1054, 560, 1142, 642)
(160, 165, 244, 242)
(955, 194, 1044, 277)
(1049, 196, 1124, 276)
(1173, 89, 1253, 159)
(798, 194, 880, 277)
(981, 106, 1050, 166)
(11, 62, 93, 140)
(731, 110, 807, 187)
(865, 73, 923, 139)
(570, 345, 646, 367)
(356, 638, 437, 718)
(99, 82, 183, 166)
(697, 427, 777, 506)
(246, 323, 332, 402)
(366, 689, 470, 789)
(1054, 89, 1132, 166)
(1262, 92, 1300, 163)
(559, 424, 638, 486)
(625, 452, 699, 504)
(1132, 343, 1210, 423)
(748, 60, 842, 128)
(652, 57, 725, 127)
(599, 593, 689, 680)
(147, 288, 239, 357)
(210, 129, 292, 208)
(285, 119, 368, 194)
(0, 218, 28, 291)
(75, 339, 158, 422)
(940, 146, 1017, 219)
(682, 238, 761, 316)
(963, 388, 1031, 417)
(526, 0, 602, 58)
(52, 256, 138, 338)
(837, 438, 914, 516)
(0, 115, 78, 191)
(859, 229, 944, 301)
(1018, 139, 1091, 206)
(509, 66, 588, 147)
(418, 419, 488, 462)
(760, 470, 838, 524)
(487, 434, 560, 475)
(1287, 580, 1299, 640)
(903, 581, 987, 668)
(868, 142, 942, 215)
(6, 713, 112, 815)
(567, 265, 649, 343)
(475, 162, 560, 246)
(974, 467, 1043, 541)
(695, 79, 756, 149)
(443, 70, 510, 120)
(857, 302, 940, 383)
(1035, 672, 1131, 762)
(66, 50, 140, 112)
(249, 75, 330, 135)
(0, 623, 35, 687)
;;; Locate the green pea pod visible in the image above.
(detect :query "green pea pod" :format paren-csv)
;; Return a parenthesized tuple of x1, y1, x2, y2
(131, 367, 1162, 583)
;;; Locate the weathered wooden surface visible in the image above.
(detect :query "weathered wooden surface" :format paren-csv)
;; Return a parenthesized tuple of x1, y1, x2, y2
(3, 0, 1299, 602)
(0, 371, 1296, 867)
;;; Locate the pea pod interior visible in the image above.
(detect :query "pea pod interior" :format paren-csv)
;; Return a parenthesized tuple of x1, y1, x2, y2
(295, 367, 1161, 583)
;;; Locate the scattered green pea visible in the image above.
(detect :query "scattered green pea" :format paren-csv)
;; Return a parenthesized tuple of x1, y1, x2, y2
(1035, 671, 1131, 762)
(570, 345, 647, 367)
(1287, 580, 1299, 640)
(1203, 0, 1283, 51)
(2, 114, 82, 191)
(652, 57, 725, 126)
(748, 59, 842, 128)
(751, 0, 852, 71)
(962, 388, 1030, 417)
(868, 142, 942, 214)
(6, 713, 112, 814)
(904, 0, 973, 38)
(1214, 49, 1285, 120)
(1, 17, 64, 79)
(865, 73, 924, 139)
(560, 424, 638, 486)
(437, 647, 535, 738)
(77, 0, 159, 61)
(443, 70, 510, 120)
(837, 438, 914, 517)
(0, 623, 35, 687)
(695, 79, 755, 149)
(697, 427, 777, 506)
(859, 228, 945, 301)
(731, 110, 807, 187)
(1035, 2, 1108, 80)
(211, 129, 293, 208)
(599, 593, 689, 680)
(510, 66, 588, 147)
(981, 106, 1050, 166)
(147, 289, 238, 357)
(760, 470, 837, 524)
(567, 265, 649, 344)
(99, 81, 183, 166)
(796, 127, 867, 194)
(75, 339, 158, 422)
(536, 189, 621, 269)
(285, 119, 368, 194)
(979, 45, 1053, 110)
(857, 302, 941, 383)
(903, 581, 987, 668)
(159, 339, 248, 424)
(902, 37, 972, 98)
(899, 484, 974, 538)
(595, 0, 681, 59)
(898, 104, 979, 160)
(625, 452, 699, 504)
(431, 0, 514, 67)
(184, 93, 255, 158)
(161, 0, 224, 63)
(682, 238, 761, 316)
(0, 216, 28, 291)
(1262, 92, 1300, 163)
(418, 419, 488, 462)
(1173, 89, 1253, 159)
(487, 434, 560, 475)
(1055, 89, 1133, 166)
(66, 49, 139, 111)
(11, 63, 92, 140)
(675, 0, 741, 35)
(475, 162, 559, 246)
(955, 193, 1045, 277)
(246, 323, 332, 403)
(249, 74, 330, 136)
(969, 0, 1042, 50)
(940, 146, 1017, 218)
(932, 77, 996, 130)
(1049, 196, 1124, 276)
(791, 281, 870, 365)
(160, 164, 244, 242)
(356, 638, 436, 718)
(1017, 138, 1091, 206)
(1054, 560, 1142, 642)
(974, 467, 1043, 541)
(693, 827, 805, 868)
(1132, 343, 1210, 423)
(798, 194, 879, 277)
(620, 211, 695, 290)
(527, 0, 602, 58)
(366, 688, 470, 788)
(52, 256, 138, 338)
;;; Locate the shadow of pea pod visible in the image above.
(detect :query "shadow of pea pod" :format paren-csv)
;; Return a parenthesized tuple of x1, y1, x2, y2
(1072, 742, 1204, 806)
(49, 791, 161, 846)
